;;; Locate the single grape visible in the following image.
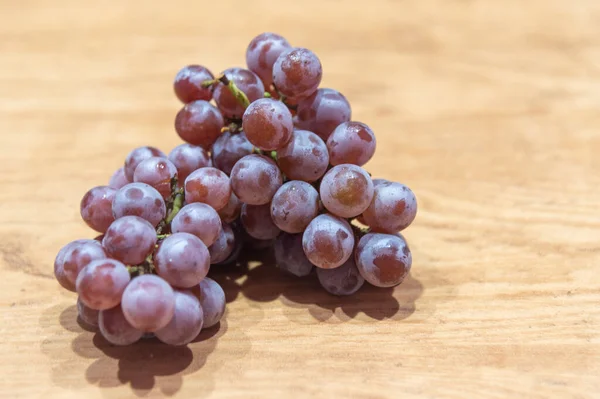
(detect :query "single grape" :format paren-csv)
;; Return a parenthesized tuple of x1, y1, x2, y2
(246, 33, 292, 88)
(277, 130, 329, 182)
(155, 290, 204, 345)
(218, 191, 242, 223)
(213, 225, 244, 265)
(155, 232, 210, 288)
(327, 121, 376, 166)
(272, 48, 322, 100)
(242, 98, 293, 151)
(77, 297, 100, 328)
(99, 304, 144, 346)
(171, 203, 222, 247)
(240, 203, 281, 240)
(211, 131, 254, 175)
(230, 154, 282, 205)
(302, 214, 354, 269)
(76, 259, 130, 310)
(208, 223, 235, 264)
(174, 65, 214, 103)
(362, 181, 417, 233)
(124, 146, 167, 181)
(296, 88, 351, 140)
(58, 239, 107, 286)
(121, 274, 175, 332)
(133, 157, 178, 199)
(355, 233, 412, 287)
(194, 277, 226, 328)
(168, 143, 212, 183)
(213, 68, 265, 119)
(54, 239, 92, 291)
(320, 164, 374, 218)
(102, 216, 157, 265)
(271, 181, 319, 233)
(112, 182, 166, 226)
(274, 233, 313, 277)
(109, 167, 130, 190)
(184, 167, 231, 211)
(80, 186, 116, 233)
(175, 100, 224, 149)
(316, 257, 364, 296)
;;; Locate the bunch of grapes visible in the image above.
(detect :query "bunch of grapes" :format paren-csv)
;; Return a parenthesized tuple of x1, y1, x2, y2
(54, 32, 417, 346)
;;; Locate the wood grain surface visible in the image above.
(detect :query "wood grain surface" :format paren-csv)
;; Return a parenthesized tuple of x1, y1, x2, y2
(1, 0, 599, 398)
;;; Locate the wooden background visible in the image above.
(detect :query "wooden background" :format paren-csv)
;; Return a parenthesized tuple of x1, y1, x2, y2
(1, 0, 599, 398)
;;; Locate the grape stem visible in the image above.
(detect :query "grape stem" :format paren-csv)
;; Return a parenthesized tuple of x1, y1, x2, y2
(264, 92, 272, 98)
(217, 74, 250, 108)
(270, 151, 278, 162)
(156, 234, 170, 240)
(165, 190, 184, 225)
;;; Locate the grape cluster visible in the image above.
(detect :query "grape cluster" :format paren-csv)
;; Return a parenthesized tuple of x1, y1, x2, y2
(54, 32, 417, 346)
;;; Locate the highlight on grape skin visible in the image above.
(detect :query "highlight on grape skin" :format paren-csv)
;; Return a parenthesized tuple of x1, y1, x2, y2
(53, 31, 419, 348)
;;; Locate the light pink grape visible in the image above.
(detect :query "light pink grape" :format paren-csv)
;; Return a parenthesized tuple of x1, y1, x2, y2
(173, 65, 214, 103)
(155, 290, 204, 345)
(133, 157, 178, 199)
(362, 181, 417, 233)
(245, 32, 292, 88)
(211, 131, 254, 176)
(99, 304, 144, 346)
(316, 257, 364, 296)
(112, 182, 166, 226)
(302, 214, 354, 269)
(319, 164, 374, 218)
(102, 216, 157, 265)
(109, 167, 130, 190)
(80, 186, 116, 233)
(171, 203, 222, 247)
(270, 181, 319, 233)
(241, 204, 281, 240)
(218, 191, 242, 223)
(168, 143, 212, 183)
(277, 130, 329, 183)
(124, 146, 166, 181)
(242, 98, 293, 151)
(296, 88, 351, 140)
(121, 275, 175, 332)
(175, 100, 224, 149)
(230, 154, 282, 205)
(213, 67, 265, 119)
(195, 278, 226, 328)
(76, 258, 130, 310)
(77, 296, 100, 327)
(355, 233, 412, 288)
(327, 121, 376, 166)
(60, 239, 107, 286)
(184, 167, 231, 211)
(154, 232, 210, 288)
(208, 223, 236, 264)
(272, 48, 322, 100)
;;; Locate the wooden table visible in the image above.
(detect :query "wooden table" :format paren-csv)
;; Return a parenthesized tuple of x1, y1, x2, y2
(2, 0, 599, 398)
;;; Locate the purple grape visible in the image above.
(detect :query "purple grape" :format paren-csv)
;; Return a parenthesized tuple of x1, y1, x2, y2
(195, 278, 226, 328)
(77, 297, 100, 328)
(154, 232, 210, 288)
(277, 130, 329, 183)
(242, 98, 293, 151)
(208, 223, 235, 264)
(184, 167, 231, 211)
(155, 290, 204, 345)
(133, 157, 178, 199)
(174, 65, 214, 103)
(274, 233, 313, 277)
(213, 68, 265, 119)
(316, 257, 364, 296)
(124, 146, 167, 181)
(302, 214, 354, 269)
(102, 216, 157, 265)
(230, 154, 282, 205)
(211, 131, 254, 175)
(76, 258, 130, 310)
(168, 143, 212, 183)
(272, 48, 322, 100)
(99, 304, 144, 346)
(270, 181, 319, 233)
(175, 100, 224, 149)
(171, 203, 222, 247)
(54, 241, 83, 292)
(320, 164, 374, 218)
(327, 121, 376, 166)
(355, 233, 412, 287)
(246, 33, 292, 88)
(296, 88, 351, 140)
(121, 274, 175, 332)
(60, 239, 107, 287)
(362, 181, 417, 233)
(80, 186, 116, 233)
(241, 204, 281, 240)
(112, 182, 166, 227)
(218, 191, 242, 223)
(109, 167, 130, 190)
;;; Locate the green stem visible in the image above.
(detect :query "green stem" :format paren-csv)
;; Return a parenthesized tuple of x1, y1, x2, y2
(165, 191, 184, 224)
(218, 75, 250, 107)
(156, 234, 170, 240)
(201, 79, 216, 88)
(264, 92, 272, 98)
(270, 151, 278, 162)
